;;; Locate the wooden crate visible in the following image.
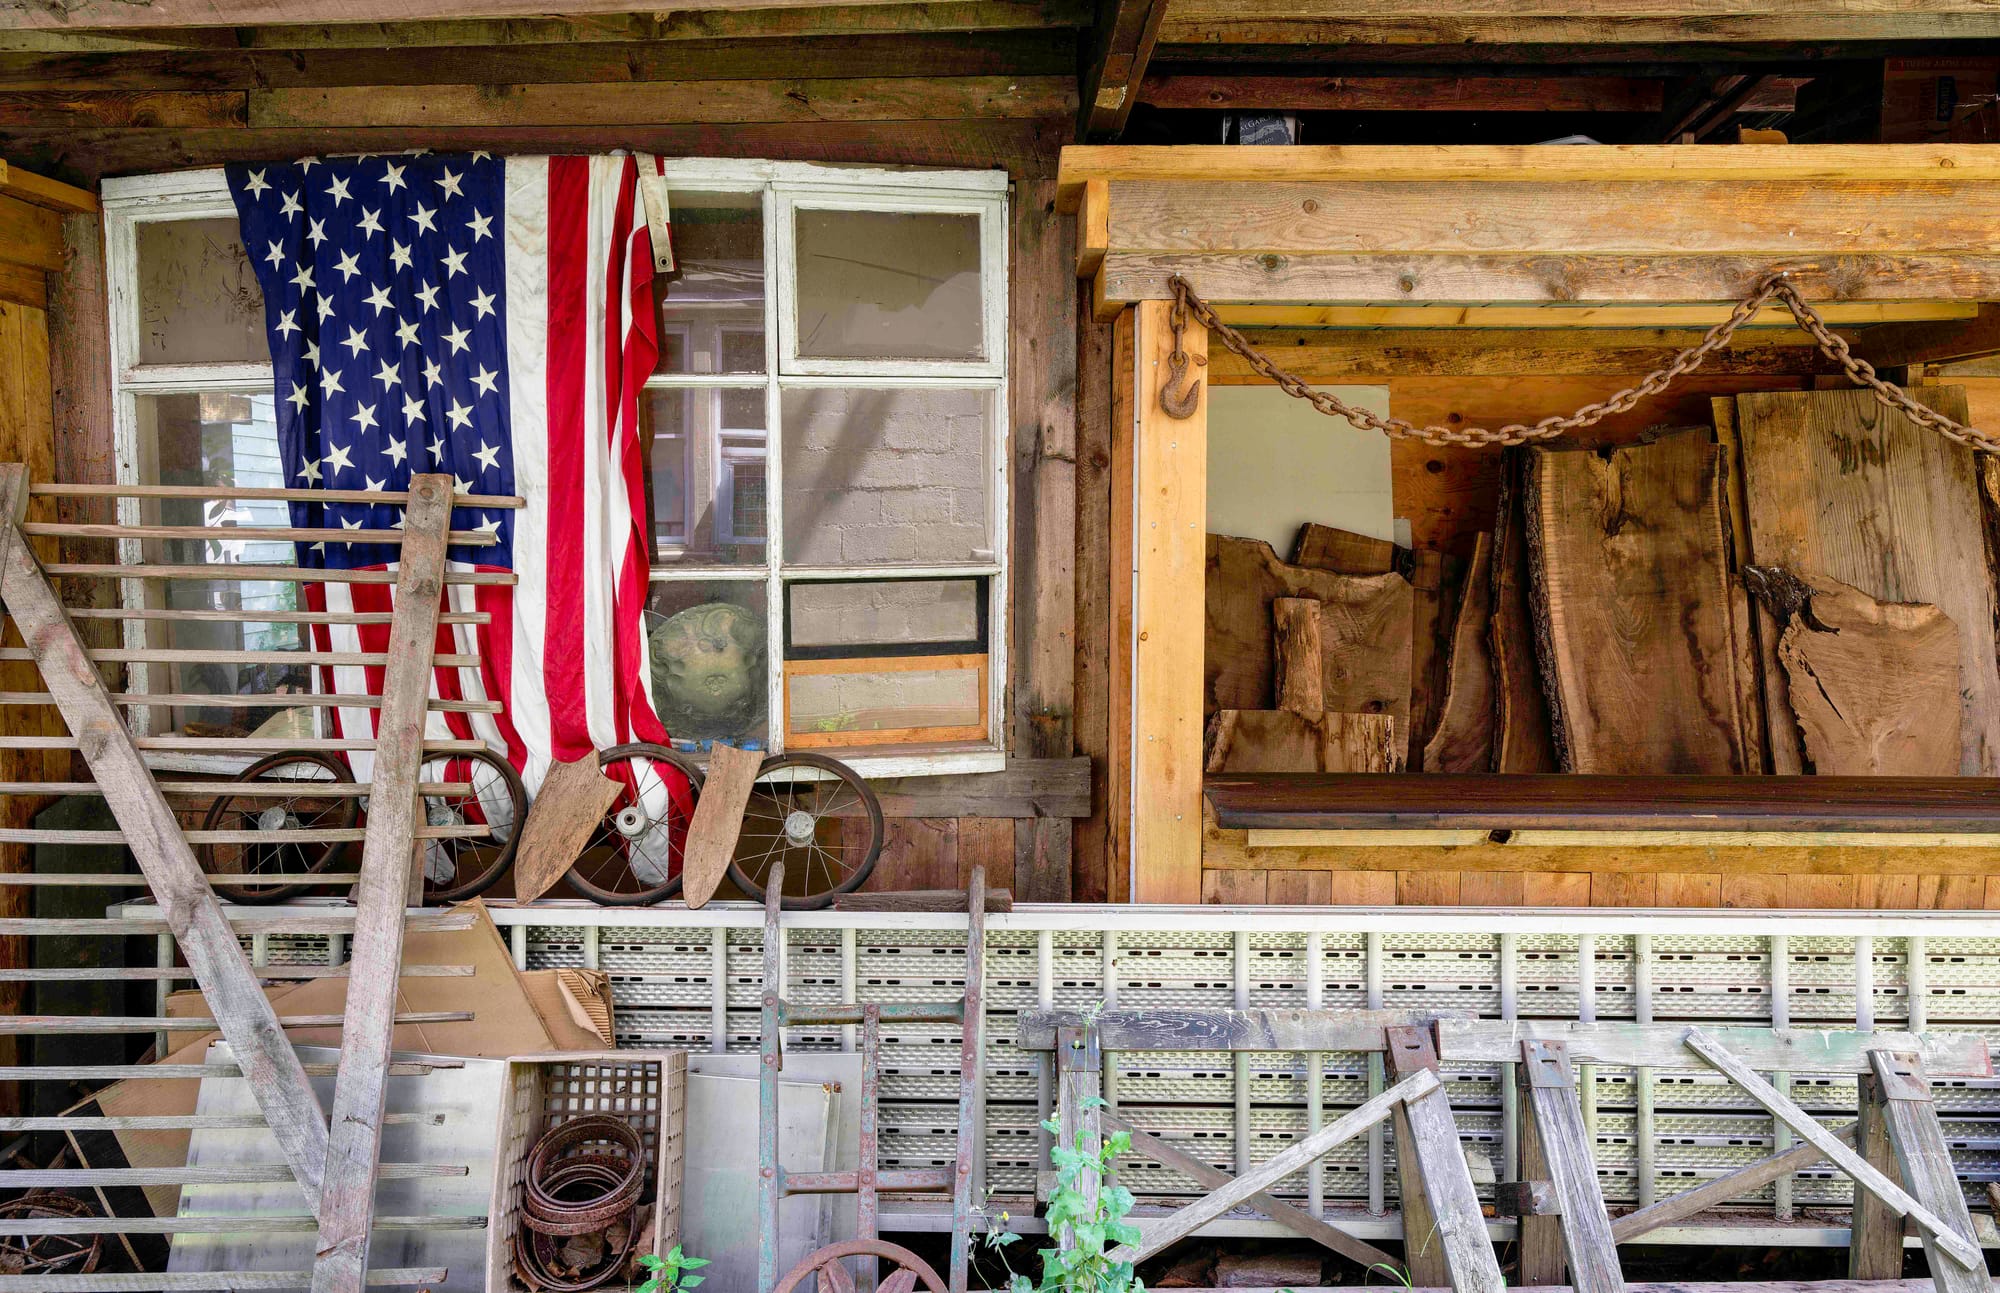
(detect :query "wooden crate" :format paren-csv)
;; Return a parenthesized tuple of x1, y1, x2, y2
(486, 1051, 688, 1293)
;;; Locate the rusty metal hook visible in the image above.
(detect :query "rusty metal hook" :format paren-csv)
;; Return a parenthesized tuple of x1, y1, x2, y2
(1160, 276, 1206, 419)
(1160, 347, 1205, 419)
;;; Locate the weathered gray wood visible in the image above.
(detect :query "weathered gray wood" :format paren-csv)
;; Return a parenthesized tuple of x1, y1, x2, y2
(1871, 1052, 1995, 1293)
(1610, 1123, 1858, 1244)
(1519, 1041, 1623, 1293)
(0, 462, 330, 1207)
(1683, 1028, 1983, 1272)
(0, 910, 475, 937)
(1109, 1067, 1441, 1264)
(0, 1010, 468, 1034)
(0, 1114, 444, 1132)
(1851, 1073, 1905, 1281)
(1, 1165, 464, 1187)
(1437, 1020, 1991, 1077)
(0, 1214, 477, 1235)
(0, 964, 472, 982)
(509, 749, 622, 903)
(1101, 1108, 1399, 1272)
(833, 888, 1014, 912)
(0, 1062, 457, 1080)
(1018, 1007, 1465, 1053)
(1516, 1057, 1567, 1287)
(0, 1273, 449, 1291)
(310, 473, 455, 1293)
(831, 755, 1092, 818)
(1389, 1024, 1451, 1291)
(1387, 1027, 1505, 1293)
(1054, 1024, 1104, 1257)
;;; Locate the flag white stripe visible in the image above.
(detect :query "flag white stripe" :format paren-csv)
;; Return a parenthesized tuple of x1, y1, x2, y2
(503, 156, 554, 794)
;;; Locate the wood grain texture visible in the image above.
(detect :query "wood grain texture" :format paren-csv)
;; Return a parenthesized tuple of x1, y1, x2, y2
(509, 751, 621, 904)
(1749, 569, 1962, 776)
(1272, 596, 1323, 713)
(1526, 428, 1759, 774)
(680, 743, 763, 910)
(1292, 522, 1396, 574)
(1070, 288, 1114, 903)
(1490, 450, 1557, 773)
(1867, 1051, 1993, 1293)
(1134, 299, 1205, 903)
(1422, 532, 1495, 775)
(1206, 535, 1413, 736)
(1205, 710, 1403, 774)
(1138, 73, 1664, 113)
(1736, 386, 2000, 775)
(309, 475, 453, 1292)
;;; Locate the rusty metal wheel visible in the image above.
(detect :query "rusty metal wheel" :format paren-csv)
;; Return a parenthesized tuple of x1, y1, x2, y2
(0, 1194, 101, 1277)
(772, 1239, 946, 1293)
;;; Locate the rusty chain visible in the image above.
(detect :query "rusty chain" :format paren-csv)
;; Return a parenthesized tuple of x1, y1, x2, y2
(1164, 272, 1995, 452)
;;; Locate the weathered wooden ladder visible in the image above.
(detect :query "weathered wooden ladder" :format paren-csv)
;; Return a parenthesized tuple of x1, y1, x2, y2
(0, 465, 519, 1292)
(1021, 1009, 1997, 1293)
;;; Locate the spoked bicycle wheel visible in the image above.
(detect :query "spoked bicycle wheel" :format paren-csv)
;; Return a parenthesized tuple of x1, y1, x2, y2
(726, 753, 883, 911)
(200, 750, 358, 904)
(563, 743, 705, 906)
(417, 748, 527, 904)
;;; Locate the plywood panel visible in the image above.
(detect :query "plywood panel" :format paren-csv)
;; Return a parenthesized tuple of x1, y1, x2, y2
(1737, 387, 2000, 775)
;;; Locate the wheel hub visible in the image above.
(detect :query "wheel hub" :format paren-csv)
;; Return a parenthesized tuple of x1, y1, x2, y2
(783, 809, 817, 845)
(614, 806, 649, 838)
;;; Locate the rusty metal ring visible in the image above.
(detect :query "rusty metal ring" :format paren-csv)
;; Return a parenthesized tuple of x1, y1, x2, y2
(511, 1204, 639, 1292)
(773, 1239, 948, 1293)
(523, 1115, 645, 1226)
(521, 1160, 640, 1235)
(0, 1194, 103, 1277)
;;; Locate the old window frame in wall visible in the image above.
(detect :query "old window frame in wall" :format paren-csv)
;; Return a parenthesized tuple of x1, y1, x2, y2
(101, 160, 1010, 778)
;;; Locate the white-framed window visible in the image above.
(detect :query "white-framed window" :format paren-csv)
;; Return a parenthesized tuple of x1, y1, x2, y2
(100, 160, 1010, 777)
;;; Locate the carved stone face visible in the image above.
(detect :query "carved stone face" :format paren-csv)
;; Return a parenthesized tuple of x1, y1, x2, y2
(649, 601, 765, 739)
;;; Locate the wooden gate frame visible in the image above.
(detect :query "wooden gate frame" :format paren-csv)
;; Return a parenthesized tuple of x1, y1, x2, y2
(1023, 1009, 1997, 1293)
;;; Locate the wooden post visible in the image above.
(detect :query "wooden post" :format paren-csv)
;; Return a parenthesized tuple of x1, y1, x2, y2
(1515, 1053, 1567, 1287)
(309, 475, 453, 1293)
(1129, 298, 1205, 903)
(1850, 1071, 1905, 1281)
(0, 464, 330, 1205)
(1518, 1040, 1625, 1293)
(1388, 1025, 1452, 1290)
(1054, 1024, 1104, 1255)
(949, 864, 987, 1293)
(1869, 1051, 1993, 1293)
(1388, 1025, 1505, 1293)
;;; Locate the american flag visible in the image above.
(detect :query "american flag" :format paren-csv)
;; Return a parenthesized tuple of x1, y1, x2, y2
(227, 152, 670, 797)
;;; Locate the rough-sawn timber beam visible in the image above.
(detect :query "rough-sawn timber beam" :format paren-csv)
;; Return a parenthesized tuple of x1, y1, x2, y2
(1078, 0, 1170, 138)
(0, 0, 993, 30)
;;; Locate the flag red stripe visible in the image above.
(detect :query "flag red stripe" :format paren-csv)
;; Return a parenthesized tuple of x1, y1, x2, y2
(543, 155, 591, 762)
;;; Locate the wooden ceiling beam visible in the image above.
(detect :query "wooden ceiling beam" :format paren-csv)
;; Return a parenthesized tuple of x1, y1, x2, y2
(1150, 40, 1998, 67)
(0, 118, 1066, 185)
(1077, 0, 1170, 139)
(0, 0, 1082, 45)
(1205, 327, 1848, 379)
(0, 0, 1025, 30)
(0, 31, 1077, 90)
(1157, 3, 2000, 48)
(1855, 304, 2000, 369)
(1138, 72, 1667, 113)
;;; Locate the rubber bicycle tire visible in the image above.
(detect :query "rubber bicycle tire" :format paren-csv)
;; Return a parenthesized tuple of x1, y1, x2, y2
(421, 747, 528, 904)
(725, 752, 883, 911)
(202, 749, 357, 905)
(561, 742, 706, 906)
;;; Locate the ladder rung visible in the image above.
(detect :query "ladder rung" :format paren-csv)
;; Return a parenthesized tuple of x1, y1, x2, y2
(0, 1214, 484, 1236)
(0, 1274, 450, 1291)
(0, 1112, 447, 1131)
(0, 781, 473, 796)
(32, 481, 521, 507)
(0, 964, 472, 981)
(0, 647, 479, 667)
(0, 1061, 460, 1080)
(0, 824, 495, 846)
(0, 1164, 465, 1186)
(0, 691, 503, 714)
(0, 909, 475, 935)
(0, 1010, 472, 1034)
(45, 563, 514, 586)
(21, 522, 498, 547)
(0, 736, 487, 752)
(50, 607, 489, 626)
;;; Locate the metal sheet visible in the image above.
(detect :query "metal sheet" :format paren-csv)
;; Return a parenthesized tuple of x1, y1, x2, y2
(167, 1044, 497, 1292)
(683, 1071, 834, 1293)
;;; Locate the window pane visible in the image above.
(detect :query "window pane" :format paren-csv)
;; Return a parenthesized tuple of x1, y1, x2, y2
(793, 209, 983, 361)
(656, 191, 765, 375)
(786, 658, 984, 745)
(646, 580, 769, 750)
(789, 579, 981, 652)
(644, 387, 768, 567)
(779, 386, 991, 566)
(133, 391, 313, 737)
(136, 218, 269, 366)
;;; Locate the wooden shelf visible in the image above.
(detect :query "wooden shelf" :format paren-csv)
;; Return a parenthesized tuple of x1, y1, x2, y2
(1206, 774, 2000, 840)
